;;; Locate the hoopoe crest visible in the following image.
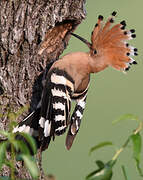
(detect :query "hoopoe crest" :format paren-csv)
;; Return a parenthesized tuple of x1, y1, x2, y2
(71, 11, 137, 73)
(13, 11, 138, 152)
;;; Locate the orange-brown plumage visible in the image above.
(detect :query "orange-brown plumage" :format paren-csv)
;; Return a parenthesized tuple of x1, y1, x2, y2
(52, 52, 91, 92)
(71, 11, 137, 75)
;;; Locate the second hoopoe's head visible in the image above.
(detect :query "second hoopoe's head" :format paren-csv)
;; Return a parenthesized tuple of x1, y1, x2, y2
(71, 11, 138, 73)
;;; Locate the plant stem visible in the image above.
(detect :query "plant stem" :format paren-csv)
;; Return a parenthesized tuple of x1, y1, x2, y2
(112, 121, 143, 161)
(112, 137, 130, 161)
(10, 142, 15, 180)
(122, 165, 128, 180)
(134, 122, 143, 135)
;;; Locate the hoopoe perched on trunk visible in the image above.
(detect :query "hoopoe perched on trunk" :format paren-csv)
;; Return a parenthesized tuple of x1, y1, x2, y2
(13, 11, 138, 151)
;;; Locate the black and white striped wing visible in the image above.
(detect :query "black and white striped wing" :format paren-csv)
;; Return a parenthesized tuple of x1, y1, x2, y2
(66, 91, 87, 150)
(40, 68, 74, 150)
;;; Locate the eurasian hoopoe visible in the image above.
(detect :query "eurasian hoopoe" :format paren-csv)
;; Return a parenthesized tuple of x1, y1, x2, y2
(13, 11, 138, 151)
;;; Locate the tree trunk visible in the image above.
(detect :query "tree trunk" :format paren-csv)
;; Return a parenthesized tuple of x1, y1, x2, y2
(0, 0, 86, 179)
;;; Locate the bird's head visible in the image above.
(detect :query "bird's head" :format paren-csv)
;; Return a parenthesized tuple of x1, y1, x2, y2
(71, 11, 138, 73)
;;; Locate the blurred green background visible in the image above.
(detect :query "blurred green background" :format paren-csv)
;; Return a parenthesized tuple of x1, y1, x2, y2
(43, 0, 143, 179)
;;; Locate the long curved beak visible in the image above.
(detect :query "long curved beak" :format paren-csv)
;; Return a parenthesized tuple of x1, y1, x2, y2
(71, 33, 92, 49)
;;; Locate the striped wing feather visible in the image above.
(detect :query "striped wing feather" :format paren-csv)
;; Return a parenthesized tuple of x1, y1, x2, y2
(66, 93, 87, 150)
(40, 68, 73, 150)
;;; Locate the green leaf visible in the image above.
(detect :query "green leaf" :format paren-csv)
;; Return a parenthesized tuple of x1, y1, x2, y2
(16, 155, 23, 161)
(20, 133, 37, 154)
(131, 133, 143, 176)
(121, 165, 129, 180)
(131, 133, 141, 162)
(86, 160, 116, 180)
(89, 142, 113, 155)
(4, 160, 13, 168)
(21, 154, 39, 179)
(0, 177, 26, 180)
(7, 132, 15, 143)
(0, 176, 11, 180)
(86, 161, 105, 180)
(9, 121, 17, 131)
(15, 105, 28, 118)
(13, 140, 30, 155)
(0, 130, 9, 137)
(112, 114, 139, 124)
(7, 112, 16, 121)
(0, 141, 8, 170)
(7, 105, 28, 121)
(96, 161, 105, 169)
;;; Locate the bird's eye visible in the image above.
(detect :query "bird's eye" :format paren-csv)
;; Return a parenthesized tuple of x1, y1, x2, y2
(93, 49, 97, 54)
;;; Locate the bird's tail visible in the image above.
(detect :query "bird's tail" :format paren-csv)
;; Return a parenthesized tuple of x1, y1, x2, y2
(13, 108, 42, 149)
(0, 108, 42, 155)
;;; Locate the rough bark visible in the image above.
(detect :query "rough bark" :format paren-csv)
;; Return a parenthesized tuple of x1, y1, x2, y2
(0, 0, 86, 179)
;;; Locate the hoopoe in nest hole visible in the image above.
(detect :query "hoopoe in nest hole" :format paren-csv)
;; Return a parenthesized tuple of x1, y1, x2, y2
(13, 12, 138, 151)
